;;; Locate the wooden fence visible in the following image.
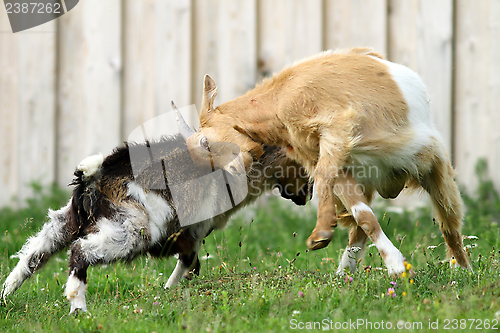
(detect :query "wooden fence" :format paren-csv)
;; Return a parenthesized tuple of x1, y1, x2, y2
(1, 0, 499, 207)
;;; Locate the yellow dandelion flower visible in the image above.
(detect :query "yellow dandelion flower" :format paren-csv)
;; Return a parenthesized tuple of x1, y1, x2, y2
(402, 291, 407, 297)
(402, 272, 407, 278)
(410, 279, 414, 284)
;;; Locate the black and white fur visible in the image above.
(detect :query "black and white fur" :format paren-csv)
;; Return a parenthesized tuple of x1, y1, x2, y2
(1, 134, 310, 314)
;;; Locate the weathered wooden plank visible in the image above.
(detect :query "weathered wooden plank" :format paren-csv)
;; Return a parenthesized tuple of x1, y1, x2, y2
(388, 0, 454, 153)
(324, 0, 387, 54)
(57, 0, 122, 187)
(0, 11, 56, 207)
(154, 0, 193, 126)
(0, 9, 20, 207)
(122, 0, 156, 140)
(489, 0, 500, 192)
(192, 0, 257, 107)
(122, 0, 193, 141)
(258, 0, 323, 77)
(454, 0, 500, 190)
(17, 21, 57, 203)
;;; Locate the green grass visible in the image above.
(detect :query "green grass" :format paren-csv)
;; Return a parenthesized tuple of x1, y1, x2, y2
(1, 169, 500, 332)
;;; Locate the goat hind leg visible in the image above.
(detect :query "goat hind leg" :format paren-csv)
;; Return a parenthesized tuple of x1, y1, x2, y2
(65, 212, 149, 313)
(2, 200, 74, 299)
(334, 172, 407, 275)
(66, 243, 90, 314)
(420, 155, 471, 270)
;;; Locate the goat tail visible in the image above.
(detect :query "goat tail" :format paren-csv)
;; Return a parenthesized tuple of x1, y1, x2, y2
(1, 200, 78, 299)
(1, 153, 104, 300)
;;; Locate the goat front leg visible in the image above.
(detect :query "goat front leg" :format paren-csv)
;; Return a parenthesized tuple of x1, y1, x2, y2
(306, 148, 346, 250)
(334, 171, 407, 275)
(306, 174, 337, 250)
(165, 251, 200, 288)
(182, 252, 201, 280)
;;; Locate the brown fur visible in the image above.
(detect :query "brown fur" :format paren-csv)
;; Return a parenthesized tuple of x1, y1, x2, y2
(190, 47, 471, 273)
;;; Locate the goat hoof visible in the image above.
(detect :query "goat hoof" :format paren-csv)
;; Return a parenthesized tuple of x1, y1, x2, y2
(306, 230, 333, 250)
(183, 270, 197, 281)
(70, 307, 88, 316)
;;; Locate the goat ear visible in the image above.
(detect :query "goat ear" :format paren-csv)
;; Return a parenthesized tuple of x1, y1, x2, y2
(234, 124, 265, 144)
(200, 74, 218, 118)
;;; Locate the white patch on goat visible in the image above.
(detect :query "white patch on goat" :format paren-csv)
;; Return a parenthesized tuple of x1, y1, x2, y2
(1, 200, 72, 298)
(77, 153, 103, 177)
(349, 202, 405, 275)
(164, 259, 188, 288)
(77, 205, 149, 264)
(127, 181, 148, 203)
(65, 271, 87, 313)
(336, 240, 365, 275)
(345, 57, 446, 195)
(350, 202, 373, 220)
(20, 199, 72, 259)
(1, 263, 26, 299)
(127, 182, 173, 244)
(383, 61, 431, 125)
(373, 232, 406, 275)
(334, 202, 372, 274)
(373, 57, 444, 168)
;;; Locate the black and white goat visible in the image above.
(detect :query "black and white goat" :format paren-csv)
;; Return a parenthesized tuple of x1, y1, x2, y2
(1, 112, 310, 314)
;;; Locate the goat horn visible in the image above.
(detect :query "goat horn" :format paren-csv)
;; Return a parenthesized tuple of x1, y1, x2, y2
(172, 101, 195, 139)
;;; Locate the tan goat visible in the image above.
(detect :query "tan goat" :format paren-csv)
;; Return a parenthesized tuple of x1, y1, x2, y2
(185, 47, 471, 275)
